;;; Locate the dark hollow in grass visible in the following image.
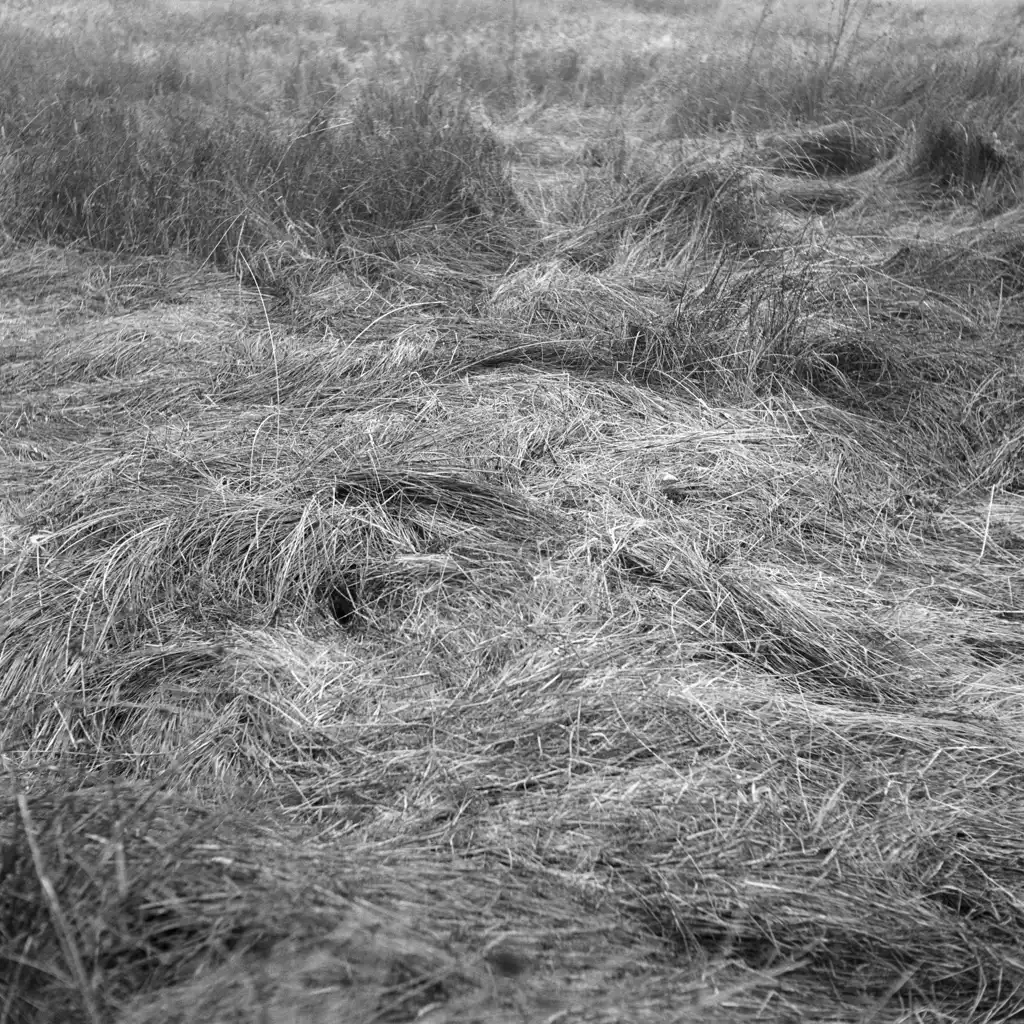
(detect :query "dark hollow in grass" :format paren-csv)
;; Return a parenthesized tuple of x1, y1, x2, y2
(906, 114, 1015, 191)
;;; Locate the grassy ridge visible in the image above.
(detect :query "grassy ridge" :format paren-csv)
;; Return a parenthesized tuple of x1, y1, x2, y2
(2, 1, 1024, 1022)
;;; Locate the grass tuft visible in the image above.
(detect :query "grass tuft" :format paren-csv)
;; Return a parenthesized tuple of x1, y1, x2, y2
(1, 70, 519, 283)
(904, 114, 1019, 196)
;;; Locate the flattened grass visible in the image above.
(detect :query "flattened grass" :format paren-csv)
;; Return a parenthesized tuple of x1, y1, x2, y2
(2, 2, 1024, 1022)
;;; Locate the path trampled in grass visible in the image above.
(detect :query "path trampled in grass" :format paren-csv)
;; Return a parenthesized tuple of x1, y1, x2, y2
(2, 2, 1024, 1022)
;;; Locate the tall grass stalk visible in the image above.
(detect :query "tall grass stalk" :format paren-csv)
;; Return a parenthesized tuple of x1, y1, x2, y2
(508, 0, 520, 90)
(820, 0, 870, 92)
(734, 0, 777, 120)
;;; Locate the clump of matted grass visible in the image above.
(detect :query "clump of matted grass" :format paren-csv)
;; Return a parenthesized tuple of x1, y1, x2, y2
(4, 355, 1024, 1021)
(487, 258, 667, 339)
(541, 158, 774, 277)
(0, 776, 569, 1023)
(0, 400, 568, 751)
(3, 767, 800, 1024)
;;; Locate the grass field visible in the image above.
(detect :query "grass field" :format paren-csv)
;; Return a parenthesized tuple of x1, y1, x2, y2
(2, 0, 1024, 1021)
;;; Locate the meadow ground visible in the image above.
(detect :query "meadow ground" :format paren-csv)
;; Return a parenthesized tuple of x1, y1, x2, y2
(2, 0, 1024, 1020)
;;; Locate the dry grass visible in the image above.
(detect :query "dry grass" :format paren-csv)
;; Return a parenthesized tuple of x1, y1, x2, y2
(2, 1, 1024, 1022)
